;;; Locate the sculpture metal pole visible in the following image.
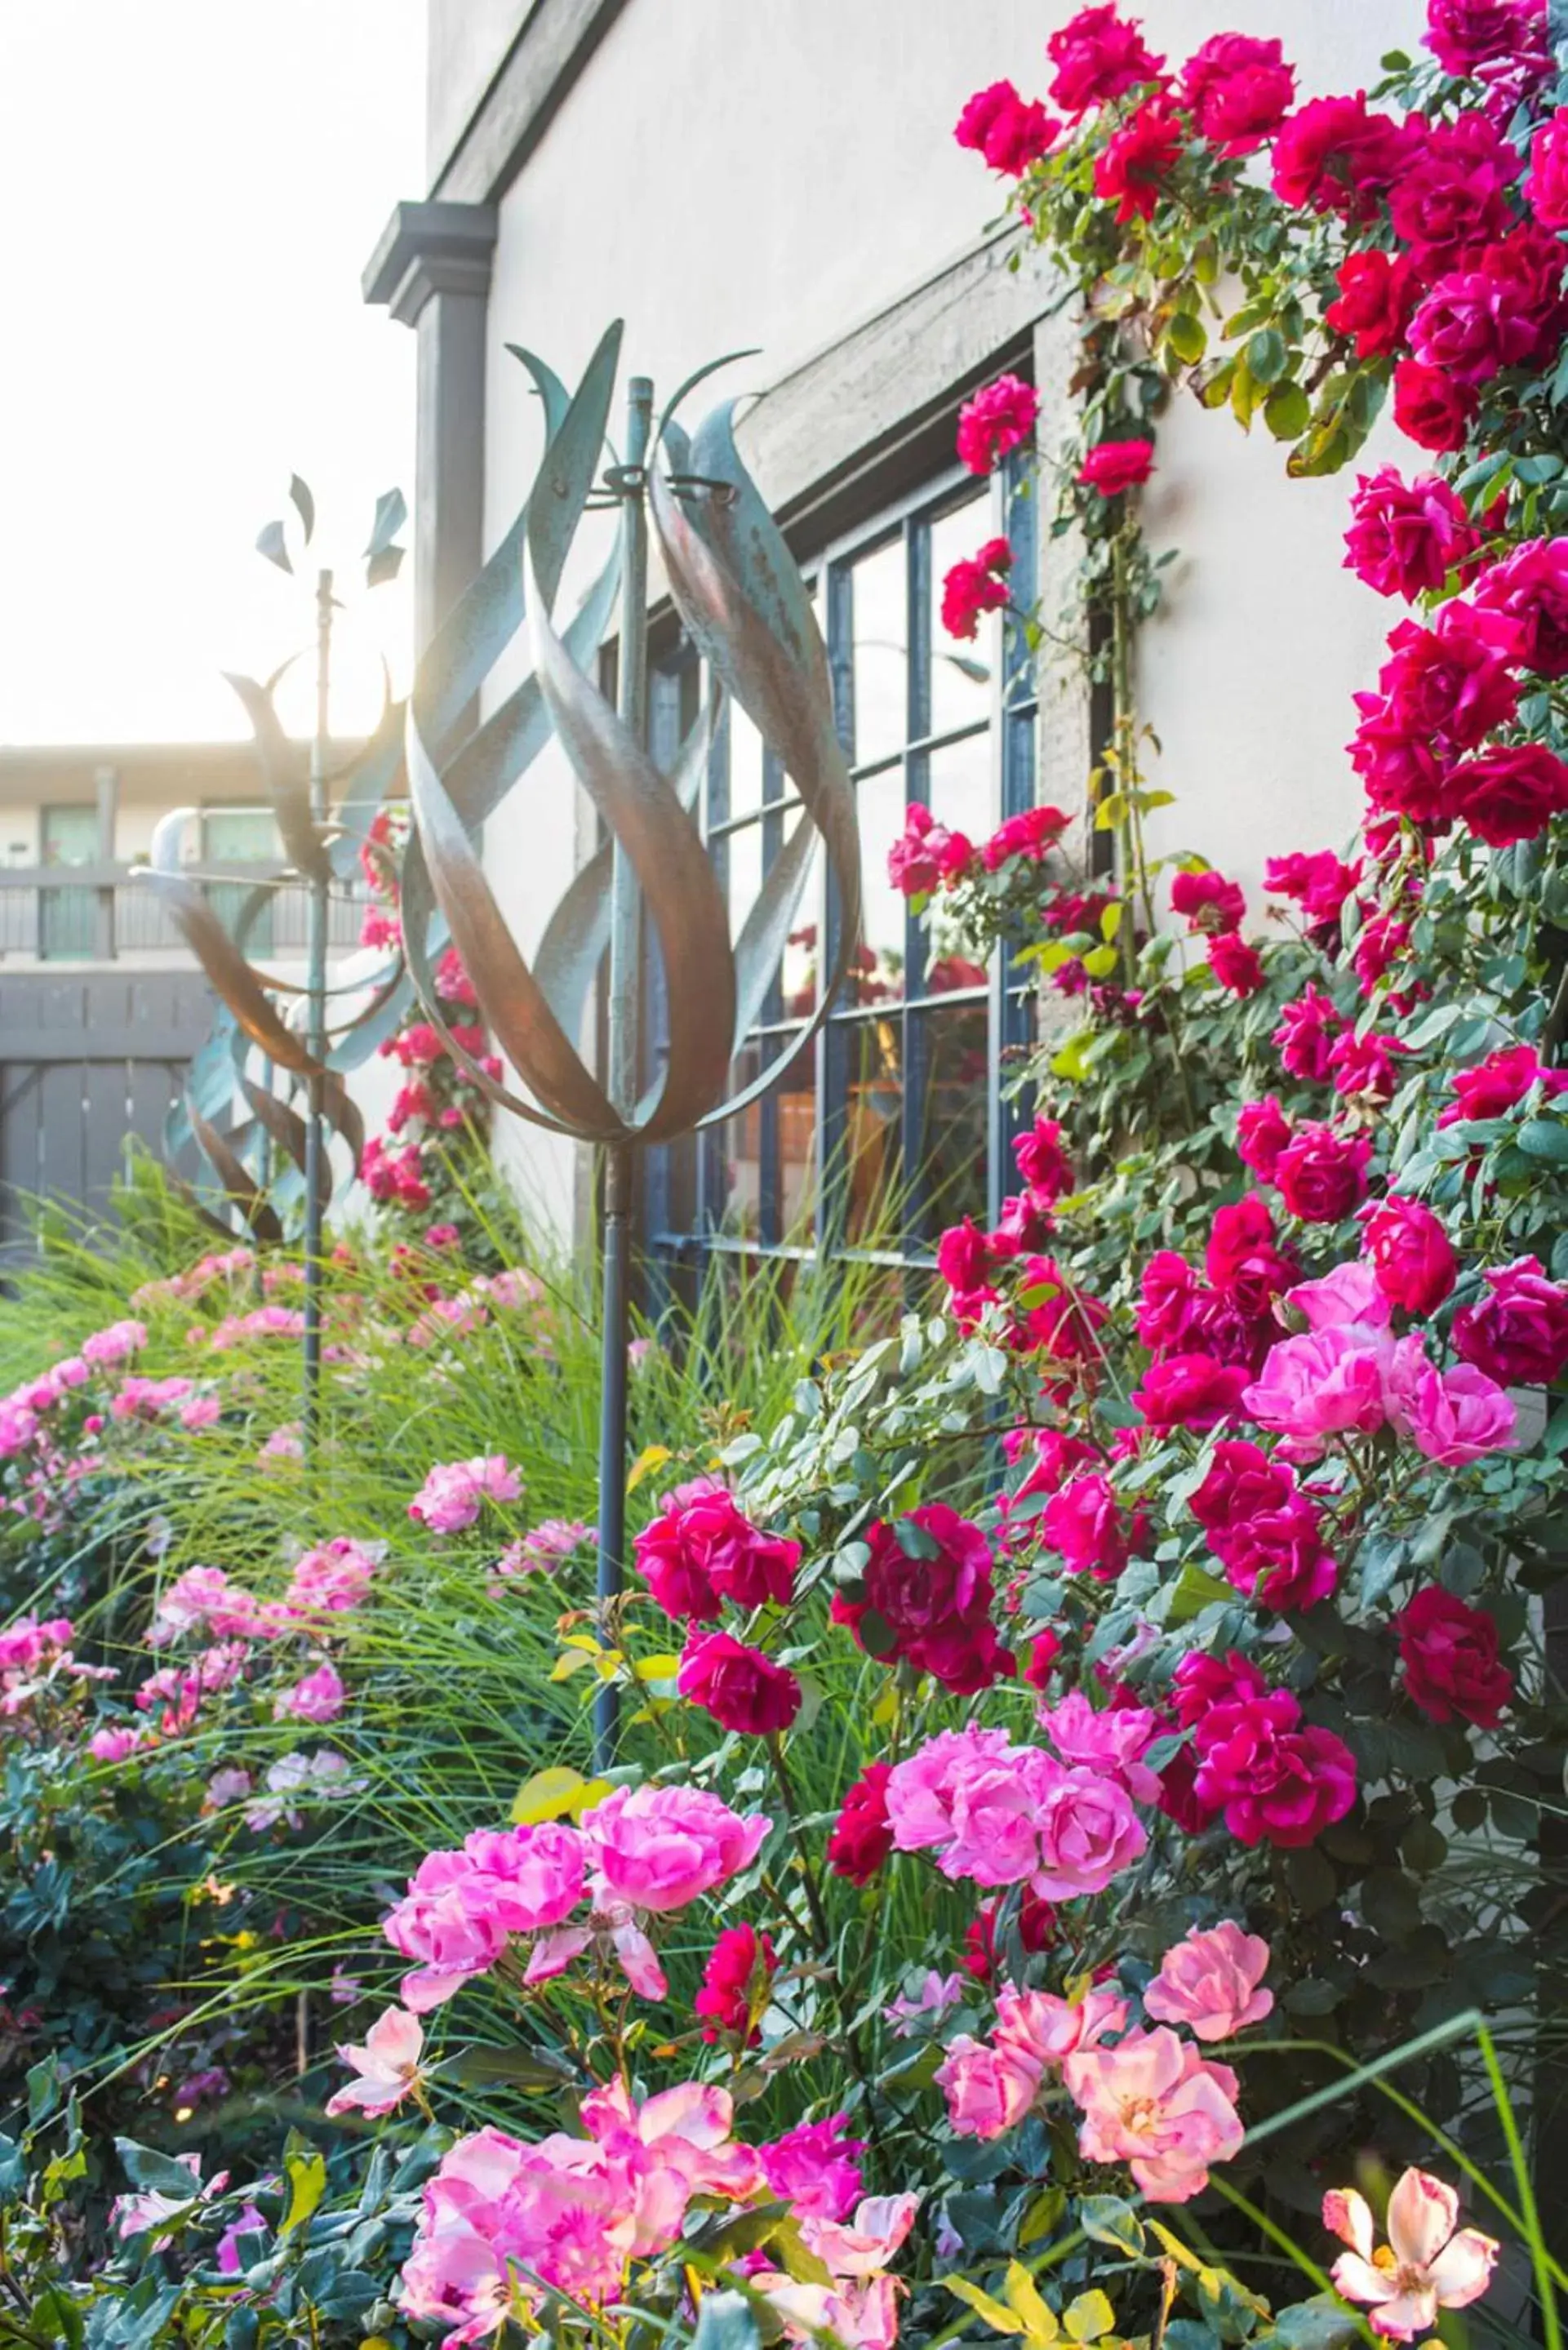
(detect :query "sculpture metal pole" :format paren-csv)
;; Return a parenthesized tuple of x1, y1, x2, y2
(301, 566, 335, 1450)
(594, 376, 655, 1769)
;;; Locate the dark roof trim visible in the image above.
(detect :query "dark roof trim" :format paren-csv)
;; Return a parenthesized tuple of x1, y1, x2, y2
(429, 0, 631, 205)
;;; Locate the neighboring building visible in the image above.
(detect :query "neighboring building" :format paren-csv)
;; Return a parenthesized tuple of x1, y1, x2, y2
(362, 0, 1418, 1269)
(0, 743, 374, 1245)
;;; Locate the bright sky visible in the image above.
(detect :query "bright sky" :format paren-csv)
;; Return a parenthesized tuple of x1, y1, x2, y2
(0, 0, 425, 748)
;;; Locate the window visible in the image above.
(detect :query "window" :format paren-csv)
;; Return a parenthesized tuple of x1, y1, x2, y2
(644, 450, 1039, 1276)
(39, 804, 99, 961)
(201, 805, 280, 955)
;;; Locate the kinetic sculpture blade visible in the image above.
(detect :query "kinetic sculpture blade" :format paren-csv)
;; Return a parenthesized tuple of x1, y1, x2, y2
(401, 322, 864, 1765)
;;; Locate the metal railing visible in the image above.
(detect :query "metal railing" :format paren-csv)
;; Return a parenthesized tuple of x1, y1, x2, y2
(0, 864, 371, 962)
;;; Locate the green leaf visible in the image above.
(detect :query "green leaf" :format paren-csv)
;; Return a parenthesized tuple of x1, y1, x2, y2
(1267, 2297, 1364, 2350)
(1264, 381, 1309, 441)
(443, 2044, 576, 2090)
(1246, 328, 1289, 385)
(28, 2053, 60, 2127)
(288, 473, 316, 543)
(1285, 1846, 1338, 1914)
(364, 485, 407, 558)
(691, 2290, 763, 2350)
(1077, 2195, 1146, 2256)
(1065, 2291, 1117, 2342)
(113, 2138, 201, 2198)
(1166, 312, 1208, 366)
(1361, 1868, 1424, 1942)
(944, 2277, 1024, 2334)
(1516, 1118, 1568, 1162)
(1166, 1561, 1233, 1624)
(255, 518, 292, 574)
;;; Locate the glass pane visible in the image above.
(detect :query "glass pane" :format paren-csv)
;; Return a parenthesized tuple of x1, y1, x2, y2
(919, 735, 993, 999)
(853, 766, 907, 1006)
(929, 491, 996, 741)
(41, 806, 97, 865)
(729, 699, 766, 822)
(202, 808, 278, 861)
(850, 535, 906, 769)
(918, 1002, 989, 1234)
(718, 1041, 763, 1240)
(844, 1017, 902, 1244)
(781, 837, 822, 1020)
(727, 819, 763, 948)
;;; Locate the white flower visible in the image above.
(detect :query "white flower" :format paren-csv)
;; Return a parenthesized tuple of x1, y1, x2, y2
(1325, 2168, 1499, 2340)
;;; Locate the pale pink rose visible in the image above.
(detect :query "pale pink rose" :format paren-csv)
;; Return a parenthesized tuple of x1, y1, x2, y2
(88, 1726, 144, 1763)
(82, 1319, 148, 1367)
(580, 1783, 771, 1913)
(1243, 1325, 1392, 1455)
(286, 1536, 380, 1619)
(1031, 1765, 1147, 1899)
(325, 2004, 425, 2117)
(580, 2076, 765, 2210)
(1143, 1921, 1273, 2042)
(109, 2152, 221, 2241)
(1037, 1690, 1163, 1802)
(1286, 1261, 1391, 1331)
(382, 1850, 513, 2011)
(942, 1746, 1067, 1886)
(884, 1726, 1015, 1851)
(883, 1969, 966, 2034)
(1325, 2169, 1499, 2340)
(753, 2195, 920, 2350)
(409, 1455, 522, 1533)
(1384, 1336, 1517, 1466)
(204, 1766, 253, 1811)
(1065, 2026, 1244, 2201)
(274, 1662, 346, 1724)
(993, 1984, 1129, 2067)
(179, 1394, 224, 1430)
(935, 2034, 1043, 2138)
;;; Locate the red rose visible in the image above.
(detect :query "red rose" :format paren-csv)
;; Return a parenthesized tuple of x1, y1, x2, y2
(1273, 1122, 1372, 1224)
(1094, 100, 1183, 224)
(1191, 1439, 1293, 1534)
(1155, 1738, 1216, 1833)
(1326, 250, 1423, 358)
(1343, 465, 1480, 598)
(1206, 1195, 1296, 1318)
(1361, 1197, 1459, 1315)
(1042, 1472, 1130, 1580)
(1375, 603, 1521, 752)
(635, 1489, 798, 1619)
(1526, 108, 1568, 229)
(982, 803, 1070, 868)
(1014, 1254, 1109, 1379)
(1014, 1115, 1076, 1204)
(1394, 1585, 1513, 1728)
(1452, 1255, 1568, 1384)
(1271, 93, 1408, 218)
(1440, 1041, 1568, 1124)
(992, 1189, 1056, 1254)
(1131, 1351, 1250, 1430)
(1137, 1249, 1202, 1350)
(1327, 1028, 1409, 1104)
(1236, 1095, 1295, 1181)
(1046, 4, 1165, 113)
(1023, 1631, 1061, 1691)
(677, 1628, 802, 1734)
(953, 79, 1060, 176)
(1077, 438, 1156, 495)
(1170, 866, 1245, 933)
(694, 1923, 777, 2043)
(936, 1217, 1002, 1320)
(1448, 742, 1568, 846)
(963, 1890, 1056, 1982)
(841, 1504, 1012, 1693)
(887, 801, 976, 897)
(1393, 356, 1476, 452)
(1273, 984, 1344, 1082)
(941, 537, 1013, 641)
(1207, 933, 1265, 997)
(826, 1761, 895, 1883)
(1176, 32, 1294, 156)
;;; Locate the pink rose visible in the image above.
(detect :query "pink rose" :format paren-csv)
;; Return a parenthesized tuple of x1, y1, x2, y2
(1526, 108, 1568, 229)
(325, 2005, 424, 2118)
(1244, 1326, 1390, 1454)
(994, 1984, 1129, 2066)
(408, 1455, 521, 1534)
(581, 1783, 771, 1912)
(1065, 2028, 1244, 2201)
(956, 375, 1039, 475)
(1030, 1764, 1148, 1899)
(935, 2035, 1043, 2139)
(1037, 1689, 1162, 1803)
(1452, 1255, 1568, 1384)
(1384, 1335, 1517, 1464)
(884, 1725, 1015, 1852)
(1144, 1921, 1273, 2042)
(1133, 1353, 1250, 1430)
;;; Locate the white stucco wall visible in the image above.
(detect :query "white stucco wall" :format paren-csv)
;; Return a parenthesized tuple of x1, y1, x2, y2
(446, 0, 1424, 1222)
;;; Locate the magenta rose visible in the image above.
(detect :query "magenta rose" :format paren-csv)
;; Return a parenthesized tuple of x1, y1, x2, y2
(1326, 251, 1422, 359)
(1046, 3, 1165, 113)
(957, 375, 1040, 474)
(677, 1629, 802, 1735)
(1441, 1042, 1568, 1125)
(1449, 743, 1568, 846)
(1094, 100, 1184, 224)
(1170, 867, 1246, 933)
(1271, 93, 1408, 218)
(1193, 1686, 1358, 1848)
(1208, 934, 1265, 997)
(1206, 1195, 1296, 1317)
(1176, 32, 1294, 156)
(1393, 356, 1476, 453)
(1395, 1585, 1513, 1727)
(1409, 267, 1546, 386)
(1042, 1472, 1130, 1579)
(1360, 1197, 1459, 1316)
(1425, 0, 1547, 77)
(1526, 108, 1568, 229)
(1273, 1123, 1372, 1224)
(953, 80, 1060, 176)
(1236, 1095, 1295, 1182)
(1273, 985, 1344, 1082)
(1388, 113, 1519, 276)
(839, 1504, 1012, 1694)
(1452, 1255, 1568, 1385)
(1014, 1115, 1076, 1204)
(1132, 1352, 1250, 1431)
(1376, 604, 1521, 752)
(1344, 467, 1480, 599)
(1473, 539, 1568, 677)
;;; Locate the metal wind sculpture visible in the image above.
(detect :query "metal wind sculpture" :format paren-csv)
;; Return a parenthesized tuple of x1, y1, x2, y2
(135, 482, 412, 1446)
(399, 321, 863, 1761)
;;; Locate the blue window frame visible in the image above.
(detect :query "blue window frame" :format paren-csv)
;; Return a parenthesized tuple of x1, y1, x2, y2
(643, 449, 1039, 1278)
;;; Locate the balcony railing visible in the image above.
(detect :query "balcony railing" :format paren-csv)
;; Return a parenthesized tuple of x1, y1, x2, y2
(0, 863, 372, 963)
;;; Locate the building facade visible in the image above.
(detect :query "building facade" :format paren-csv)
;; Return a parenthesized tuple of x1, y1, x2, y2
(363, 0, 1419, 1268)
